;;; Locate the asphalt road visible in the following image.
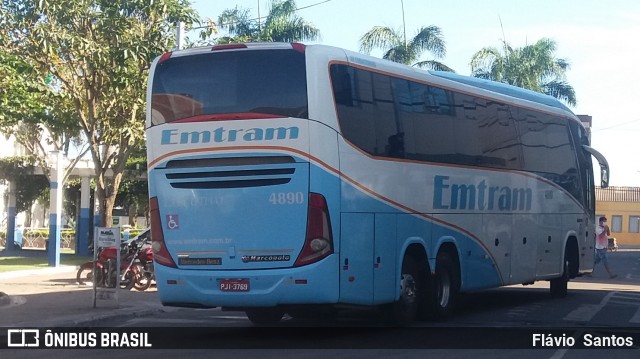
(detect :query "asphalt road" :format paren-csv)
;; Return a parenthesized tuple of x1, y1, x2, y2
(98, 249, 640, 328)
(3, 249, 640, 358)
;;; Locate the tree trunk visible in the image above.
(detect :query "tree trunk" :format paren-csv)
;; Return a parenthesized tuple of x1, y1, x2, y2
(94, 183, 107, 227)
(25, 210, 32, 227)
(128, 203, 138, 228)
(94, 163, 125, 228)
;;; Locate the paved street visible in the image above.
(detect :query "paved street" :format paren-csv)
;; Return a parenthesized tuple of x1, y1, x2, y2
(0, 247, 639, 358)
(1, 248, 639, 328)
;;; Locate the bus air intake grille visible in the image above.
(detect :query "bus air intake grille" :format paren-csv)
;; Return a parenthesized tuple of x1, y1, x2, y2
(163, 156, 297, 189)
(165, 156, 295, 168)
(170, 178, 291, 189)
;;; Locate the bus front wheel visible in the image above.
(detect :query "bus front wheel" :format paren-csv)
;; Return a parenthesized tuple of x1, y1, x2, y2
(550, 254, 569, 298)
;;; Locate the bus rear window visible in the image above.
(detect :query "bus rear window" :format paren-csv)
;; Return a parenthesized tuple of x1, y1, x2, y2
(151, 49, 308, 125)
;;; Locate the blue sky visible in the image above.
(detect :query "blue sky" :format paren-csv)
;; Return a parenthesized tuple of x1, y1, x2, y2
(188, 0, 640, 186)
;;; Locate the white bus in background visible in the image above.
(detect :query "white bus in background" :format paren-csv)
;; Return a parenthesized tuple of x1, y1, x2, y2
(145, 42, 609, 325)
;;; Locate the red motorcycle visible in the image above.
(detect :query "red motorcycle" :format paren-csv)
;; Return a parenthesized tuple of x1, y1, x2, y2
(133, 236, 154, 291)
(76, 229, 151, 290)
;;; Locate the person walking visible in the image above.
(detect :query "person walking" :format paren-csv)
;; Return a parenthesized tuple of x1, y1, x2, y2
(591, 216, 617, 279)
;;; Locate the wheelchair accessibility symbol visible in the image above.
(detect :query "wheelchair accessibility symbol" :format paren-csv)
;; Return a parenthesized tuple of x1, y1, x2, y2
(166, 215, 179, 230)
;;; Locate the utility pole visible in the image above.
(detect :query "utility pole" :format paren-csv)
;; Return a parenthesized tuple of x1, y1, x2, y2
(258, 0, 262, 34)
(48, 150, 63, 267)
(176, 21, 185, 50)
(400, 0, 407, 49)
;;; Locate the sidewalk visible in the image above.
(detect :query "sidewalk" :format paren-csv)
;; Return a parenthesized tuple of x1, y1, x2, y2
(0, 266, 164, 327)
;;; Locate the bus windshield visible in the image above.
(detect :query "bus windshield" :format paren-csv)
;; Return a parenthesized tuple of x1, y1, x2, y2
(151, 49, 308, 125)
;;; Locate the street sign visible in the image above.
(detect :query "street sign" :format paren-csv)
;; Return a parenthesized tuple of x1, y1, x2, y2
(92, 227, 121, 308)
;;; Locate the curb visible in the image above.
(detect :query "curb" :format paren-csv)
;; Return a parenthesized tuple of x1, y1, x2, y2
(55, 304, 167, 327)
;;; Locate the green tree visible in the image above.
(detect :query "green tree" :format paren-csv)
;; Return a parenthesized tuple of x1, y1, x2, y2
(0, 50, 54, 128)
(217, 0, 320, 43)
(115, 144, 149, 228)
(0, 47, 84, 181)
(359, 25, 453, 71)
(0, 0, 199, 226)
(470, 38, 576, 106)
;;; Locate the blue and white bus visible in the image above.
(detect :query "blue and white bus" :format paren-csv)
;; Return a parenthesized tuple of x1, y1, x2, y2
(145, 42, 609, 325)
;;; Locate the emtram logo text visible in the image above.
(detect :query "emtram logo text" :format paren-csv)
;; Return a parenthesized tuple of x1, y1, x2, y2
(161, 126, 300, 145)
(433, 175, 532, 211)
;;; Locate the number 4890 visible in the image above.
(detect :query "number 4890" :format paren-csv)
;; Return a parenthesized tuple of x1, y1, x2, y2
(269, 192, 305, 205)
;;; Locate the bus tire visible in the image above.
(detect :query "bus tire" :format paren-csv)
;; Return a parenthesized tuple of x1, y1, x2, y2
(427, 252, 457, 320)
(387, 256, 421, 326)
(550, 252, 569, 298)
(245, 308, 285, 326)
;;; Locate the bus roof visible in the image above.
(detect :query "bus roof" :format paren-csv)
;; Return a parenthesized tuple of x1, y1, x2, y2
(330, 44, 577, 119)
(427, 70, 573, 113)
(159, 43, 577, 121)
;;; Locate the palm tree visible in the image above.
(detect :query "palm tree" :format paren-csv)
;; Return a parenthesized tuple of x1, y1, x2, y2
(470, 38, 576, 106)
(359, 25, 454, 72)
(218, 0, 319, 43)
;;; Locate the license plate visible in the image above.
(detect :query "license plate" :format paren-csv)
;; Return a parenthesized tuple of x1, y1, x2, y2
(219, 279, 250, 292)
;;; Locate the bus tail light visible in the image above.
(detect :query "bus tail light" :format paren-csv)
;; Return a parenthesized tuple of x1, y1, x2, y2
(295, 193, 333, 266)
(291, 43, 306, 53)
(149, 196, 177, 268)
(211, 44, 248, 51)
(158, 52, 173, 64)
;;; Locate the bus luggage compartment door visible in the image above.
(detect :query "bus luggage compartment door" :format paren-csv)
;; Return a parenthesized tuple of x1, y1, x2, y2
(339, 213, 374, 305)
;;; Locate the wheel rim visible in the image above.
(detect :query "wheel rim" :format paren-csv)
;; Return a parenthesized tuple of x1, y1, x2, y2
(399, 273, 417, 306)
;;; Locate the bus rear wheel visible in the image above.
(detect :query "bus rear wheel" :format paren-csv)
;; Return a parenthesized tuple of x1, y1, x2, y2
(245, 308, 285, 325)
(427, 252, 457, 320)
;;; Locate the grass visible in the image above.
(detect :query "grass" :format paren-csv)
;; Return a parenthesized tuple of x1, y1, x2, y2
(0, 252, 91, 273)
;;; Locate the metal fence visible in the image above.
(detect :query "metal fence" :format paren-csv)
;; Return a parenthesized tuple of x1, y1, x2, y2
(0, 228, 146, 250)
(0, 228, 75, 250)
